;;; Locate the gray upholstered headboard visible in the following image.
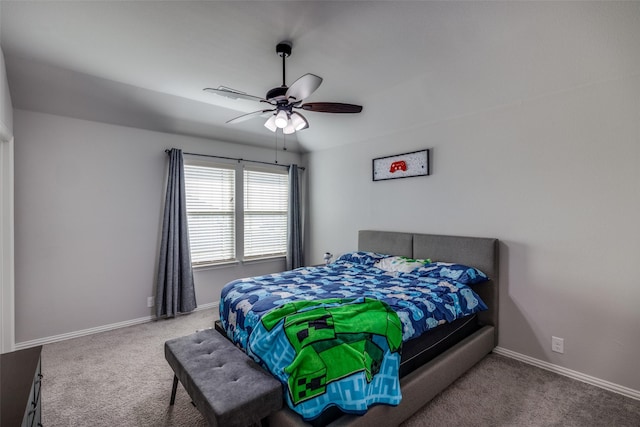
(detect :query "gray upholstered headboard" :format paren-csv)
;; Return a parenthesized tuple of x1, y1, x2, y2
(358, 230, 499, 344)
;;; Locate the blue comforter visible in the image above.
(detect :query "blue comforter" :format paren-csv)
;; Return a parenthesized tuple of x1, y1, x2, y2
(219, 257, 488, 420)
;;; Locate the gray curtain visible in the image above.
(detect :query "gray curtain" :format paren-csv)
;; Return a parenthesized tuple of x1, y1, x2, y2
(286, 164, 304, 270)
(155, 148, 197, 318)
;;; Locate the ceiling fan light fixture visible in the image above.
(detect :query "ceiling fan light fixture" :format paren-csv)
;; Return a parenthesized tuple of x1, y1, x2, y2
(264, 115, 278, 132)
(274, 110, 289, 128)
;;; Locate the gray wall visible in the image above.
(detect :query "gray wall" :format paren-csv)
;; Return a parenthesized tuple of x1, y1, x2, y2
(13, 109, 300, 343)
(304, 7, 640, 392)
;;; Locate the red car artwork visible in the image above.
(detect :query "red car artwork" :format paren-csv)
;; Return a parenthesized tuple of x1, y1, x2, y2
(389, 160, 407, 173)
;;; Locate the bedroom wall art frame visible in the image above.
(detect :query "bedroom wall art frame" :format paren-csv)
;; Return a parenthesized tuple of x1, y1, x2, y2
(372, 149, 430, 181)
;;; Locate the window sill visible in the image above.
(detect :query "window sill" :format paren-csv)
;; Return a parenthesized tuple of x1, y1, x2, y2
(242, 255, 286, 265)
(192, 255, 286, 271)
(192, 260, 240, 271)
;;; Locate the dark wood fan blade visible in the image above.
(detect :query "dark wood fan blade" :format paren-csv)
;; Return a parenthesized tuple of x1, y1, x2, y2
(226, 109, 274, 124)
(300, 102, 363, 113)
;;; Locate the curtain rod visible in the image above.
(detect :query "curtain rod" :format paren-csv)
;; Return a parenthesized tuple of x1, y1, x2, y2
(164, 149, 305, 171)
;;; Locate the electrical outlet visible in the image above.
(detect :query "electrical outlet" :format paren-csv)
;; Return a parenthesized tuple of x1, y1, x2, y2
(551, 336, 564, 354)
(147, 296, 154, 308)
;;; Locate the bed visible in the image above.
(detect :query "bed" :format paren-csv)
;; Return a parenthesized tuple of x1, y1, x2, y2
(219, 230, 499, 426)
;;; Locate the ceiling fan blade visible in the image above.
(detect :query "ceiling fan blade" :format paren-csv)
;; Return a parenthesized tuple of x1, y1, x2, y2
(226, 109, 275, 124)
(204, 86, 266, 103)
(286, 74, 323, 102)
(299, 102, 363, 113)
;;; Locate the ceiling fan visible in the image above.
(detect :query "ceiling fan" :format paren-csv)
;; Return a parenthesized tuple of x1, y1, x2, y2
(204, 41, 363, 134)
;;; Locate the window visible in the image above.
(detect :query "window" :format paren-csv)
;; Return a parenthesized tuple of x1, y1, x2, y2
(183, 162, 288, 266)
(244, 169, 288, 259)
(184, 164, 235, 265)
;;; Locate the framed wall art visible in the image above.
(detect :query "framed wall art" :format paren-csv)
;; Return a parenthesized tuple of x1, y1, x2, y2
(372, 149, 430, 181)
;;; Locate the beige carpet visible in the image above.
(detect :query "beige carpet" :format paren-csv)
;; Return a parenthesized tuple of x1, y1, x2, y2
(41, 308, 640, 426)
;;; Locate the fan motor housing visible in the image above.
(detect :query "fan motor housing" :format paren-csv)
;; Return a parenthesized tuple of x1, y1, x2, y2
(276, 41, 292, 57)
(266, 86, 288, 100)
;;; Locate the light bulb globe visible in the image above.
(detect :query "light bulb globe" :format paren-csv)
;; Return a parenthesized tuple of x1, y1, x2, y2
(290, 112, 309, 131)
(264, 115, 277, 132)
(274, 110, 289, 129)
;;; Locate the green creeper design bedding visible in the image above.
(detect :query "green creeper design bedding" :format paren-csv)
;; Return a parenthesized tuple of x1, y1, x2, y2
(248, 297, 403, 419)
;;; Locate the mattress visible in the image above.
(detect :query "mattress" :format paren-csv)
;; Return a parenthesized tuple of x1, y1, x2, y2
(399, 313, 479, 376)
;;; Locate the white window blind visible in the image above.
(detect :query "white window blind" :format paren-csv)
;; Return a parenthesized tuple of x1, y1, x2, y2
(244, 169, 288, 259)
(184, 164, 235, 265)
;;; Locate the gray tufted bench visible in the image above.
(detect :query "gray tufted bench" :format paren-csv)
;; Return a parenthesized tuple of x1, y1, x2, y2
(164, 329, 283, 427)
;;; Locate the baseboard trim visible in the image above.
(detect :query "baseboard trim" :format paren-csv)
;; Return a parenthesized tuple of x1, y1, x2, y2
(19, 310, 637, 402)
(14, 302, 219, 351)
(493, 346, 640, 401)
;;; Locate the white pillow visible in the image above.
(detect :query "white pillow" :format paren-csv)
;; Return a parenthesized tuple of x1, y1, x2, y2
(374, 256, 431, 273)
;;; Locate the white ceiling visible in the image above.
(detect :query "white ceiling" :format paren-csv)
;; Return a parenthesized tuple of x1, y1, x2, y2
(2, 1, 638, 152)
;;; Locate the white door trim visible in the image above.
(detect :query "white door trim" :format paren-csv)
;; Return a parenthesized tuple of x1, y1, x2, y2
(0, 128, 15, 353)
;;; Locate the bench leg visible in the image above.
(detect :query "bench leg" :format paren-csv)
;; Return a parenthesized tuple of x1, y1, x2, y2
(170, 374, 179, 405)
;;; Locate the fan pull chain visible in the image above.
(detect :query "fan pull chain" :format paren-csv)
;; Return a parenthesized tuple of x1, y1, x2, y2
(274, 130, 279, 164)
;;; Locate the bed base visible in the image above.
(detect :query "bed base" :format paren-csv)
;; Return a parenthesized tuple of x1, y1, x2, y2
(267, 230, 499, 426)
